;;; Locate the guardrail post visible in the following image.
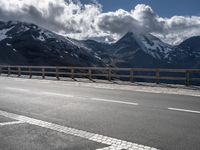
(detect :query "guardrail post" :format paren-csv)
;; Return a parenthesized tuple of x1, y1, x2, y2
(108, 68, 111, 81)
(185, 70, 190, 86)
(130, 69, 134, 82)
(88, 68, 92, 80)
(56, 67, 60, 80)
(71, 68, 74, 79)
(7, 66, 11, 76)
(156, 69, 160, 84)
(0, 66, 2, 75)
(18, 67, 21, 77)
(29, 67, 32, 78)
(42, 68, 45, 79)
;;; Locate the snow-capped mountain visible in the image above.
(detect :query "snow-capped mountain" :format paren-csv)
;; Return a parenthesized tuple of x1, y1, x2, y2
(107, 32, 200, 68)
(109, 32, 175, 68)
(0, 21, 200, 69)
(113, 32, 174, 60)
(0, 21, 105, 66)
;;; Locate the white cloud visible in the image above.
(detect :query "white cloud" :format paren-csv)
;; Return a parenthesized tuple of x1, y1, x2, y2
(131, 4, 164, 33)
(162, 16, 200, 44)
(131, 4, 200, 44)
(0, 0, 200, 44)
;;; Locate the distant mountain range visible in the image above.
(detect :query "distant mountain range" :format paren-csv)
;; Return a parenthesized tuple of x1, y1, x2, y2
(0, 21, 200, 68)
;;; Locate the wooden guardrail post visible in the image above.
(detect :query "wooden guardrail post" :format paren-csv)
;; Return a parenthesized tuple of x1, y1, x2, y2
(42, 68, 45, 79)
(56, 67, 60, 80)
(88, 68, 92, 80)
(71, 68, 74, 79)
(29, 67, 32, 78)
(108, 68, 111, 81)
(185, 70, 190, 86)
(18, 67, 21, 77)
(156, 69, 160, 84)
(130, 69, 134, 82)
(7, 66, 11, 76)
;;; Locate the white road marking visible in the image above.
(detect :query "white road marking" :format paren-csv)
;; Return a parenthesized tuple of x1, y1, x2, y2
(0, 110, 158, 150)
(91, 98, 138, 106)
(168, 108, 200, 114)
(0, 120, 24, 126)
(4, 87, 74, 98)
(41, 92, 74, 98)
(3, 87, 138, 106)
(5, 87, 30, 93)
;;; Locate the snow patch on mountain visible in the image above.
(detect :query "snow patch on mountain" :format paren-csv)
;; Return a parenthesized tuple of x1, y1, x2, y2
(36, 29, 56, 42)
(0, 26, 14, 41)
(128, 32, 174, 60)
(66, 37, 91, 51)
(6, 43, 12, 46)
(142, 36, 173, 59)
(17, 26, 29, 33)
(94, 54, 102, 60)
(37, 35, 45, 41)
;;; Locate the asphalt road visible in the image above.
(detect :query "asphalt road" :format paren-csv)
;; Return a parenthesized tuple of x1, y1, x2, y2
(0, 77, 200, 150)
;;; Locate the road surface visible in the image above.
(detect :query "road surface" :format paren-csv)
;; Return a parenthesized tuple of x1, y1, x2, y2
(0, 76, 200, 150)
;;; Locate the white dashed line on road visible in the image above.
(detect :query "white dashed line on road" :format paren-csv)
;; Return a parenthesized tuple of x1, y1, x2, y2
(5, 87, 30, 93)
(0, 110, 158, 150)
(91, 98, 139, 106)
(0, 120, 24, 126)
(41, 92, 74, 98)
(3, 87, 139, 107)
(168, 107, 200, 114)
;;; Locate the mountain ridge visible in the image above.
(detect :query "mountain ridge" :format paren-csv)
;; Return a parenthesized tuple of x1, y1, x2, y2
(0, 21, 200, 69)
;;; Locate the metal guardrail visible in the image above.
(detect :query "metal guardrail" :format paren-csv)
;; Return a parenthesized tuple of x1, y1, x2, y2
(0, 65, 200, 86)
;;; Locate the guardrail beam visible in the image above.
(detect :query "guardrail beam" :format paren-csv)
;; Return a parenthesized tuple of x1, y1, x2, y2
(0, 65, 199, 86)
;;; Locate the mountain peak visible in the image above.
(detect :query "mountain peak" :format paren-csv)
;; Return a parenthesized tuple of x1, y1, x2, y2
(116, 32, 138, 44)
(115, 31, 174, 60)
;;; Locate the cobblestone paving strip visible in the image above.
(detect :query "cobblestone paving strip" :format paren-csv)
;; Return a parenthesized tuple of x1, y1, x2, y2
(0, 110, 159, 150)
(96, 145, 123, 150)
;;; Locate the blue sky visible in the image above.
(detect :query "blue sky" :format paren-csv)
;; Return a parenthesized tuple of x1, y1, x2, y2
(81, 0, 200, 17)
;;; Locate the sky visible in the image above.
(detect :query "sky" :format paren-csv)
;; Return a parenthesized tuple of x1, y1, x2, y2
(0, 0, 200, 45)
(82, 0, 200, 17)
(96, 0, 200, 44)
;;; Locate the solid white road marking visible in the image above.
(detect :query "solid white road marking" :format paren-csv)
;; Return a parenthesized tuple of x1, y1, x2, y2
(0, 120, 24, 126)
(168, 108, 200, 114)
(91, 98, 138, 106)
(0, 110, 158, 150)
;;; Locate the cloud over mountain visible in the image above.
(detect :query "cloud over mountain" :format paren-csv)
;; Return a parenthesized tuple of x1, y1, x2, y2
(0, 0, 200, 44)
